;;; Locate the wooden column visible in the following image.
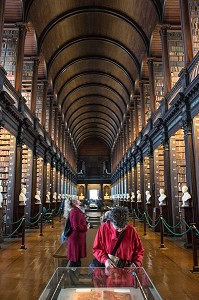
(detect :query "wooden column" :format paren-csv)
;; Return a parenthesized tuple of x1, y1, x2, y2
(149, 152, 155, 207)
(41, 81, 49, 128)
(126, 116, 130, 150)
(42, 156, 47, 207)
(129, 106, 134, 145)
(147, 59, 156, 115)
(162, 130, 173, 226)
(54, 106, 58, 144)
(134, 97, 139, 137)
(30, 152, 37, 220)
(0, 0, 6, 57)
(31, 58, 40, 114)
(62, 125, 65, 155)
(160, 27, 171, 95)
(140, 158, 145, 212)
(57, 116, 61, 149)
(48, 96, 53, 136)
(180, 0, 193, 65)
(15, 24, 27, 93)
(139, 82, 146, 128)
(182, 117, 198, 225)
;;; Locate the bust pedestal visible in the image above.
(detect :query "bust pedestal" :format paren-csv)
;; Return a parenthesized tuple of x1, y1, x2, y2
(18, 205, 25, 237)
(159, 206, 169, 235)
(137, 201, 144, 217)
(181, 206, 193, 248)
(0, 208, 4, 243)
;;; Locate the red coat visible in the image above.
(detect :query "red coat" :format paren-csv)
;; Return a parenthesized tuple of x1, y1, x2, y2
(93, 221, 144, 267)
(68, 206, 88, 261)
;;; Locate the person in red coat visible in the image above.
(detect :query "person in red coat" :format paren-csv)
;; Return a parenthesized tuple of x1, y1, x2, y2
(68, 198, 90, 267)
(93, 207, 144, 269)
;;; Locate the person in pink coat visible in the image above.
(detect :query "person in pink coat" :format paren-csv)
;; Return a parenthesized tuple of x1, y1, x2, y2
(68, 198, 90, 267)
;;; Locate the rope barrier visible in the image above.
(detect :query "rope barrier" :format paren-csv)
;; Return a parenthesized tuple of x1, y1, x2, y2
(145, 213, 161, 228)
(26, 214, 42, 225)
(3, 218, 24, 238)
(162, 218, 191, 236)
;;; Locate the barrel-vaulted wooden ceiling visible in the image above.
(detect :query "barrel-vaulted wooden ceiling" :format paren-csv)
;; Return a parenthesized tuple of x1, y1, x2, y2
(4, 0, 181, 152)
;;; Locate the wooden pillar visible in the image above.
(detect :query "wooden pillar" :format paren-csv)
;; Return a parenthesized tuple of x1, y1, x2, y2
(31, 58, 40, 114)
(54, 106, 58, 144)
(147, 59, 156, 115)
(0, 0, 6, 57)
(162, 129, 173, 226)
(182, 116, 198, 225)
(48, 96, 53, 136)
(57, 116, 61, 149)
(140, 158, 145, 212)
(160, 27, 171, 95)
(129, 106, 134, 145)
(13, 132, 23, 227)
(15, 24, 27, 93)
(180, 0, 193, 65)
(139, 82, 146, 128)
(149, 152, 155, 207)
(30, 152, 37, 219)
(126, 116, 130, 150)
(42, 156, 47, 207)
(134, 97, 139, 137)
(41, 81, 49, 128)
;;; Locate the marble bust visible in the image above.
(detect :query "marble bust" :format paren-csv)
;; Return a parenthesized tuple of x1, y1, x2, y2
(0, 186, 3, 208)
(46, 192, 50, 203)
(35, 190, 41, 204)
(146, 190, 151, 204)
(137, 190, 142, 202)
(52, 192, 57, 203)
(158, 188, 167, 206)
(181, 186, 191, 207)
(57, 194, 61, 202)
(19, 187, 27, 206)
(131, 192, 135, 202)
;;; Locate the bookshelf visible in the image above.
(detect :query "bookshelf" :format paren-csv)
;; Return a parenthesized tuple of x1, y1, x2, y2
(57, 170, 61, 199)
(144, 156, 150, 193)
(170, 129, 187, 230)
(21, 145, 33, 219)
(21, 61, 34, 109)
(137, 99, 142, 132)
(154, 62, 164, 110)
(1, 29, 18, 86)
(0, 129, 16, 228)
(144, 84, 151, 122)
(35, 83, 43, 122)
(45, 96, 50, 132)
(36, 157, 43, 197)
(154, 146, 165, 204)
(167, 31, 184, 88)
(137, 163, 141, 191)
(193, 115, 199, 200)
(46, 163, 51, 193)
(52, 167, 57, 195)
(189, 0, 199, 56)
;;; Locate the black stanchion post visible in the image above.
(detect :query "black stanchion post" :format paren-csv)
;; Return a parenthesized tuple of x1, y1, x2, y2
(39, 213, 43, 236)
(143, 212, 147, 235)
(160, 215, 165, 248)
(51, 210, 54, 228)
(59, 209, 62, 222)
(191, 223, 199, 273)
(20, 217, 26, 249)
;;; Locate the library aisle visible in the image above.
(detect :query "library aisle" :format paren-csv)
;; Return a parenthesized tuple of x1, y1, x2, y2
(0, 217, 199, 300)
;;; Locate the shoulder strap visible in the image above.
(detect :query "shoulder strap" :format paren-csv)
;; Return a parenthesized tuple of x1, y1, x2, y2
(111, 230, 125, 256)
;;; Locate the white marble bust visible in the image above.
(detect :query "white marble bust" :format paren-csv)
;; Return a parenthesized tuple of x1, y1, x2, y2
(0, 186, 3, 208)
(35, 190, 41, 204)
(158, 188, 167, 206)
(181, 186, 191, 207)
(52, 192, 57, 203)
(131, 192, 135, 202)
(57, 194, 61, 202)
(19, 187, 27, 206)
(46, 192, 50, 203)
(137, 190, 142, 202)
(146, 190, 151, 204)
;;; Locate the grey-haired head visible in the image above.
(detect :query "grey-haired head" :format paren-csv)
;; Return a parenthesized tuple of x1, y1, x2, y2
(109, 207, 129, 228)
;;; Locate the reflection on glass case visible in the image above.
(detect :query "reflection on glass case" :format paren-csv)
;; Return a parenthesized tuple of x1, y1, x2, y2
(39, 267, 162, 300)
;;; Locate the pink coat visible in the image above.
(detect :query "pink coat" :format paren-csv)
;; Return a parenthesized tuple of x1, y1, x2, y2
(67, 206, 88, 261)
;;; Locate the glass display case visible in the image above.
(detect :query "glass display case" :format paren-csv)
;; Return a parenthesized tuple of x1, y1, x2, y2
(39, 267, 162, 300)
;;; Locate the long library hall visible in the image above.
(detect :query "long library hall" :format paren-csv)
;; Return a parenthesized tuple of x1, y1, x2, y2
(0, 1, 199, 300)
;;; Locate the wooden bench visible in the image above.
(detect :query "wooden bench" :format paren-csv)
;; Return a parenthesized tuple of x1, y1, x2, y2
(53, 242, 69, 267)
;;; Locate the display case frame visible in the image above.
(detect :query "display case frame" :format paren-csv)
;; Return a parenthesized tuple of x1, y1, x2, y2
(39, 267, 162, 300)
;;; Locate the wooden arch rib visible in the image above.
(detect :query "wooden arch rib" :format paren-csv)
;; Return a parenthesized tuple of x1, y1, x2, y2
(54, 56, 134, 96)
(66, 105, 121, 129)
(65, 95, 124, 121)
(74, 127, 114, 146)
(36, 7, 149, 53)
(61, 83, 127, 116)
(76, 132, 112, 150)
(48, 36, 140, 76)
(73, 123, 115, 143)
(57, 71, 130, 101)
(70, 117, 118, 138)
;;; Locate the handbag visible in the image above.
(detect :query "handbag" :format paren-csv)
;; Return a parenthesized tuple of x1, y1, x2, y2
(63, 214, 72, 240)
